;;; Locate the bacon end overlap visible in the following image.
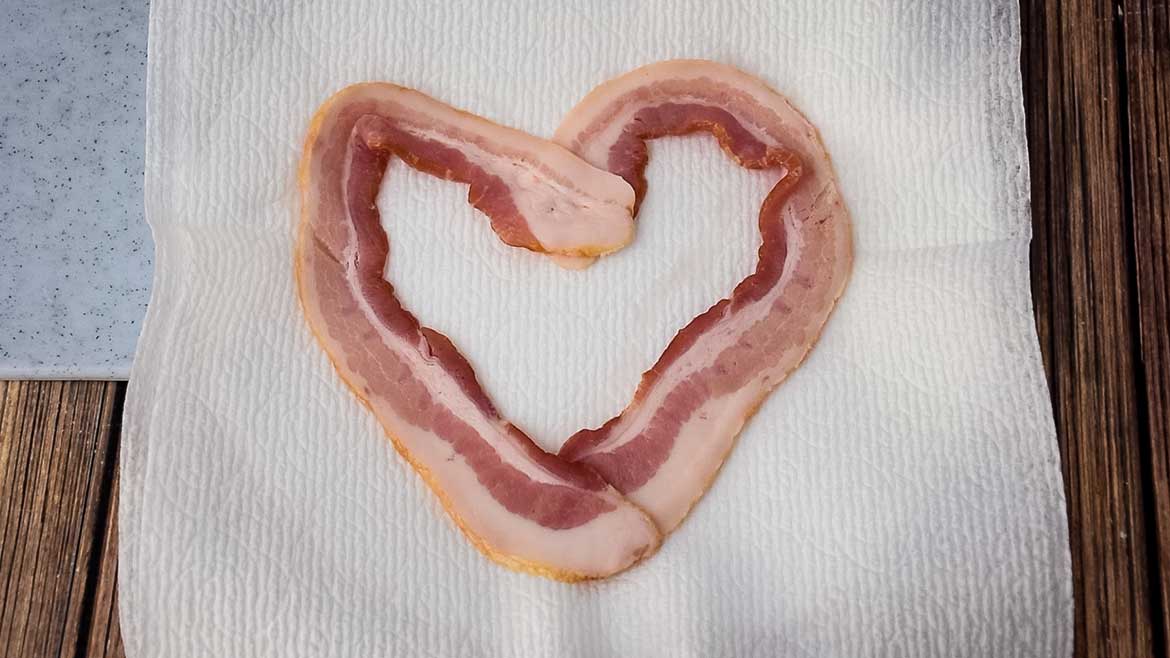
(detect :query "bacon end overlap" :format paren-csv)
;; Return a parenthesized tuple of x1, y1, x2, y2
(295, 83, 658, 581)
(554, 60, 853, 534)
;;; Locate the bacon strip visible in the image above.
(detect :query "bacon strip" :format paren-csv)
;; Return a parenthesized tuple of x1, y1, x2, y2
(295, 83, 658, 581)
(554, 61, 853, 533)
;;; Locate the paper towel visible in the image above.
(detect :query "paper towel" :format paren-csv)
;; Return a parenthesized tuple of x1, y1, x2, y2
(122, 1, 1072, 656)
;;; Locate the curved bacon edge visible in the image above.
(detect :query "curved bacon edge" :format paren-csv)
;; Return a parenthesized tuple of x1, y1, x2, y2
(554, 61, 853, 533)
(295, 83, 659, 581)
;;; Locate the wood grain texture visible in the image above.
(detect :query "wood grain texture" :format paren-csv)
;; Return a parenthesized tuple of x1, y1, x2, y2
(1121, 0, 1170, 648)
(82, 463, 122, 658)
(0, 382, 121, 658)
(1020, 0, 1158, 655)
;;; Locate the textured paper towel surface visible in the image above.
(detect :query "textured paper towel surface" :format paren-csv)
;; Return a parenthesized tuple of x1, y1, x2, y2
(123, 1, 1072, 656)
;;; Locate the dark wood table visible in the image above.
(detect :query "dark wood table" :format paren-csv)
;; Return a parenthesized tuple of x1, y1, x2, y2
(1, 1, 1166, 656)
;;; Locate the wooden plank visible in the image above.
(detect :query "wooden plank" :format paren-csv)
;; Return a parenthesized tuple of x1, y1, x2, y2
(1121, 0, 1170, 649)
(1020, 0, 1157, 655)
(0, 382, 121, 658)
(83, 461, 122, 658)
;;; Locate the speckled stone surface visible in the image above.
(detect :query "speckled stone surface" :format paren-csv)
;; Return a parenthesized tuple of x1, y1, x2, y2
(0, 0, 150, 379)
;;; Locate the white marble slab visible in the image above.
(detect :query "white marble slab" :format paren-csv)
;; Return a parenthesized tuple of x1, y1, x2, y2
(0, 0, 150, 379)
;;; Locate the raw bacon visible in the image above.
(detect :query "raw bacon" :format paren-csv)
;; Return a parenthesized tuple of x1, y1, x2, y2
(295, 83, 658, 581)
(555, 61, 853, 533)
(296, 62, 852, 579)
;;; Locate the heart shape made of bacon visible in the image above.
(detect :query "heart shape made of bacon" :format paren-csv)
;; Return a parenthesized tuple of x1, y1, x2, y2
(295, 60, 852, 581)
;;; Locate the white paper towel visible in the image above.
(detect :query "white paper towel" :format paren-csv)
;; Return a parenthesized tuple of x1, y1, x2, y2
(123, 1, 1073, 656)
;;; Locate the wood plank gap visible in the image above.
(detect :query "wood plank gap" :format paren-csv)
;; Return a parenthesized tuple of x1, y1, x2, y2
(1112, 4, 1168, 657)
(53, 385, 113, 658)
(1122, 0, 1170, 648)
(72, 384, 124, 658)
